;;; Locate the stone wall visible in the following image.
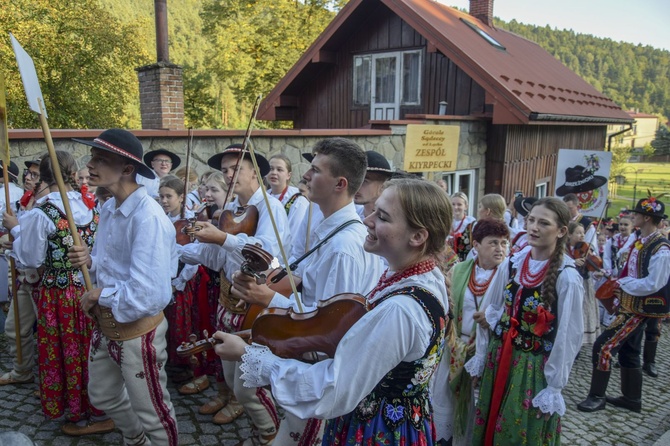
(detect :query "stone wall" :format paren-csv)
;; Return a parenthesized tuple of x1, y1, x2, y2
(8, 119, 487, 196)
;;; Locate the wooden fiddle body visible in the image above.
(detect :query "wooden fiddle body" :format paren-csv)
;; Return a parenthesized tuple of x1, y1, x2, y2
(238, 243, 301, 331)
(176, 293, 368, 362)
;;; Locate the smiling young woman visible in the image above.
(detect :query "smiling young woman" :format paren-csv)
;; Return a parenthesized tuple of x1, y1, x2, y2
(468, 197, 584, 446)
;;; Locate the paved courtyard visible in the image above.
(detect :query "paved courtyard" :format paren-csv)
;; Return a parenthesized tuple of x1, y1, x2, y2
(0, 311, 669, 445)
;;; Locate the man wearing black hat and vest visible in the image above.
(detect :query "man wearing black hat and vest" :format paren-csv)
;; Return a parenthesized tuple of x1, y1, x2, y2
(577, 195, 670, 414)
(180, 143, 290, 445)
(137, 148, 182, 199)
(354, 151, 394, 219)
(68, 129, 179, 445)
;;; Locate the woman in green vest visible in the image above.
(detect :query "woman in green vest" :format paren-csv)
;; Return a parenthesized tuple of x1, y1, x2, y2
(443, 218, 509, 445)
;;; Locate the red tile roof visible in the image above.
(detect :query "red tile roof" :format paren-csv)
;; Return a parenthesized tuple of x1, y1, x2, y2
(259, 0, 632, 125)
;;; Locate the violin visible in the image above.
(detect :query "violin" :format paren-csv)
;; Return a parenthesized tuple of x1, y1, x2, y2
(218, 205, 259, 236)
(176, 293, 368, 362)
(238, 243, 301, 331)
(572, 241, 606, 274)
(595, 278, 620, 314)
(173, 203, 215, 246)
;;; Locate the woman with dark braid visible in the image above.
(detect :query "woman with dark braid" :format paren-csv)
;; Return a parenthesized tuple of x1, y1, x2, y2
(2, 151, 113, 436)
(468, 197, 584, 446)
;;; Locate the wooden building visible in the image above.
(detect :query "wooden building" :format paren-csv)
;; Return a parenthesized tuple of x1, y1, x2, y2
(258, 0, 633, 203)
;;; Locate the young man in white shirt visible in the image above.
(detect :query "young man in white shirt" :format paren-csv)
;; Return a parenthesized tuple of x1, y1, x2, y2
(230, 137, 385, 446)
(69, 129, 179, 445)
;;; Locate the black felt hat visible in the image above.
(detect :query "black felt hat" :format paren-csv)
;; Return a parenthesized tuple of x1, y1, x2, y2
(207, 144, 270, 177)
(632, 196, 667, 219)
(0, 161, 19, 180)
(365, 151, 393, 175)
(72, 129, 155, 179)
(556, 165, 607, 195)
(514, 196, 538, 217)
(24, 159, 40, 169)
(143, 148, 181, 170)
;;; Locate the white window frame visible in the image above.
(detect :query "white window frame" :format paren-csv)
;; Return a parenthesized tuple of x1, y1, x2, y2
(535, 177, 550, 198)
(442, 169, 477, 216)
(353, 49, 422, 117)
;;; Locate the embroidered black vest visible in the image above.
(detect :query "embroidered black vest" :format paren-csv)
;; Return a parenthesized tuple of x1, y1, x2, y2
(621, 232, 670, 317)
(492, 260, 559, 356)
(353, 286, 446, 430)
(39, 201, 98, 289)
(283, 192, 302, 215)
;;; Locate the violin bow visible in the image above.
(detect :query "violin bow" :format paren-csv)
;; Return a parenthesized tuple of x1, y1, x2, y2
(220, 99, 260, 208)
(0, 73, 22, 364)
(584, 198, 610, 253)
(244, 95, 304, 313)
(181, 127, 193, 219)
(11, 34, 93, 291)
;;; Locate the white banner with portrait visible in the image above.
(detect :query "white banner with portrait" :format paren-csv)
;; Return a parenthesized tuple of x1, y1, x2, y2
(554, 149, 612, 218)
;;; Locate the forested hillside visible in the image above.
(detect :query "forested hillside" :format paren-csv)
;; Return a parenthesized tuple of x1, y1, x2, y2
(1, 0, 667, 129)
(496, 19, 670, 121)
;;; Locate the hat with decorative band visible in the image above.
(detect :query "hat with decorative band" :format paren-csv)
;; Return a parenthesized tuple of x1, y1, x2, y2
(207, 143, 270, 177)
(632, 195, 667, 219)
(365, 151, 393, 176)
(72, 129, 155, 179)
(0, 161, 19, 180)
(514, 196, 538, 217)
(143, 149, 181, 170)
(556, 165, 607, 195)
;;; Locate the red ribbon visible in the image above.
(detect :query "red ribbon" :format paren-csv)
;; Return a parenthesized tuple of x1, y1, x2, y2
(533, 306, 555, 337)
(81, 185, 96, 210)
(19, 190, 33, 208)
(485, 316, 519, 445)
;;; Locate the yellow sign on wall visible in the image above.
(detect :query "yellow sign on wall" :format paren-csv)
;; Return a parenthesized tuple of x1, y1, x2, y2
(403, 124, 459, 172)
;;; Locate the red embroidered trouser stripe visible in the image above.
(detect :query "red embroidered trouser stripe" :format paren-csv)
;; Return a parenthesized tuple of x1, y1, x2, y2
(596, 313, 646, 372)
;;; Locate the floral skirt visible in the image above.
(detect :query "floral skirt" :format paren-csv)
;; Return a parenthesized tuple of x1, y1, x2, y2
(165, 280, 196, 367)
(35, 283, 101, 421)
(472, 339, 561, 446)
(323, 409, 436, 446)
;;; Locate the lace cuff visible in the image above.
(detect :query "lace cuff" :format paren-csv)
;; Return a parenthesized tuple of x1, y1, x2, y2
(464, 354, 485, 377)
(485, 305, 503, 331)
(240, 343, 275, 388)
(532, 386, 565, 416)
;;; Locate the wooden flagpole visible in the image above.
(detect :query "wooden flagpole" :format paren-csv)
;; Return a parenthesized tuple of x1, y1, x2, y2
(0, 74, 22, 363)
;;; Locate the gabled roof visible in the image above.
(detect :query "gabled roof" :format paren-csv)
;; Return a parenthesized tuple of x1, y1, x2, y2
(258, 0, 632, 125)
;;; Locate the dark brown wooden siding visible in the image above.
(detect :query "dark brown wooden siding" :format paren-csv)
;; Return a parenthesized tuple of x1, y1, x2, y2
(486, 125, 607, 199)
(294, 2, 485, 129)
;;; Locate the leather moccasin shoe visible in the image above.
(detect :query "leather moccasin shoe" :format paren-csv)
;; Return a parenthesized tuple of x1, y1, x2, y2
(178, 375, 210, 395)
(0, 372, 34, 386)
(61, 419, 116, 436)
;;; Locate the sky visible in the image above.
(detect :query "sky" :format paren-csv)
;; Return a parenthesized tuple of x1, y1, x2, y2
(439, 0, 669, 51)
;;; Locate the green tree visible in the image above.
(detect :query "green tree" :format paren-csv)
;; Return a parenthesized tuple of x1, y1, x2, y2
(652, 125, 670, 156)
(201, 0, 339, 127)
(0, 0, 150, 128)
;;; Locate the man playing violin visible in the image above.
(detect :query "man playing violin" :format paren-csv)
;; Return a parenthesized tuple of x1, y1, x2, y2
(180, 144, 290, 444)
(578, 196, 670, 413)
(229, 137, 385, 446)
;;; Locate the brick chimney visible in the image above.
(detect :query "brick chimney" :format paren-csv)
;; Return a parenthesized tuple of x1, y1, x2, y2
(469, 0, 494, 27)
(136, 0, 185, 130)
